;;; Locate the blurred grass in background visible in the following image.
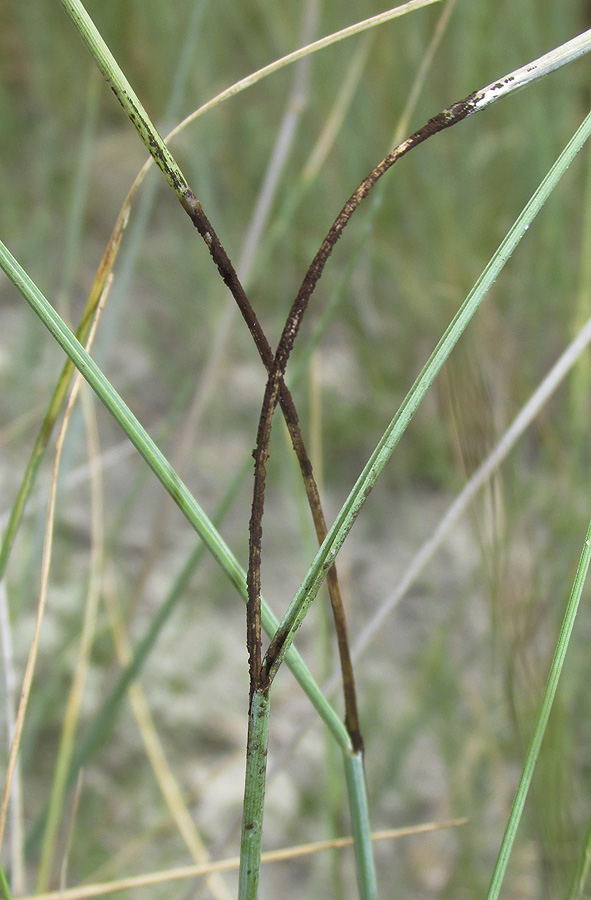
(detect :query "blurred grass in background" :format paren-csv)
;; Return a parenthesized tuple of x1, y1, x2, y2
(1, 0, 591, 897)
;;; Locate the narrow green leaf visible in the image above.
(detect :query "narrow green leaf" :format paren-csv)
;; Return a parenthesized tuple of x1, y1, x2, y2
(58, 0, 441, 189)
(0, 864, 12, 900)
(486, 516, 591, 900)
(566, 818, 591, 900)
(57, 0, 190, 200)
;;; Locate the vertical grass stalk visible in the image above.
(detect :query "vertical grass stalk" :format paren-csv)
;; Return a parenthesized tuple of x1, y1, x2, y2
(485, 515, 591, 900)
(238, 689, 271, 900)
(343, 751, 378, 900)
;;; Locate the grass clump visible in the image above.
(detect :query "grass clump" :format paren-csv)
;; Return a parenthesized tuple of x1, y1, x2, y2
(1, 1, 591, 898)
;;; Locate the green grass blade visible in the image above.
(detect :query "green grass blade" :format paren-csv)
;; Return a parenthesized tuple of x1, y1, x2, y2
(0, 240, 351, 757)
(264, 108, 591, 685)
(58, 0, 438, 207)
(566, 818, 591, 900)
(343, 751, 377, 900)
(56, 0, 190, 200)
(25, 482, 350, 862)
(69, 455, 248, 774)
(59, 0, 440, 193)
(89, 0, 207, 372)
(0, 375, 72, 584)
(0, 863, 12, 900)
(0, 239, 238, 586)
(0, 299, 108, 585)
(0, 205, 126, 587)
(486, 516, 591, 900)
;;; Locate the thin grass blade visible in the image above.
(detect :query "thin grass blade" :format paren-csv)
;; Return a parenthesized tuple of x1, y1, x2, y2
(35, 292, 107, 892)
(566, 818, 591, 900)
(343, 751, 377, 900)
(0, 863, 12, 900)
(485, 515, 591, 900)
(0, 208, 126, 585)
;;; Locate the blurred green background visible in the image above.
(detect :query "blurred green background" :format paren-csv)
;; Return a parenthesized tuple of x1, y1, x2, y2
(1, 1, 591, 898)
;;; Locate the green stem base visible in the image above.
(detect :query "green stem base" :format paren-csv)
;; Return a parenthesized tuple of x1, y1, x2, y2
(238, 690, 271, 900)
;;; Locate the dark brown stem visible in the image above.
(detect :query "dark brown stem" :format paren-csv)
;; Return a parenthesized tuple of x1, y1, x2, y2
(261, 93, 480, 679)
(178, 192, 359, 734)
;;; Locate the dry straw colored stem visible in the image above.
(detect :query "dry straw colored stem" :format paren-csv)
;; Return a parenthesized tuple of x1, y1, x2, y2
(36, 377, 105, 893)
(0, 281, 109, 855)
(21, 819, 468, 900)
(103, 585, 232, 900)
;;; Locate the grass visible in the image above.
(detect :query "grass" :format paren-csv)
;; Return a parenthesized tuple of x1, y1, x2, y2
(1, 0, 591, 897)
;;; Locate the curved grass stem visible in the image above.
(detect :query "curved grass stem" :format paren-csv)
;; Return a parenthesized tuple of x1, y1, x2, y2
(263, 108, 591, 684)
